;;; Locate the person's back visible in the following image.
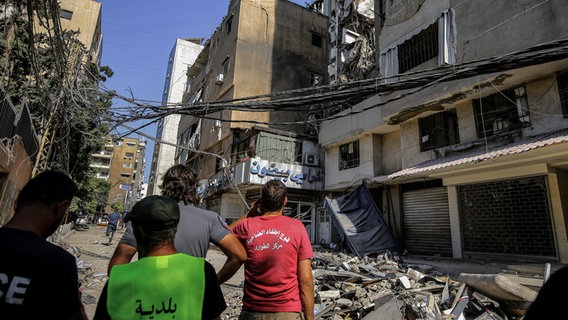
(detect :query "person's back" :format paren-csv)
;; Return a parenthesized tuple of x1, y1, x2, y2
(95, 195, 226, 320)
(175, 203, 230, 257)
(108, 164, 246, 285)
(231, 180, 314, 320)
(0, 171, 86, 319)
(108, 254, 206, 319)
(234, 215, 312, 312)
(0, 228, 82, 318)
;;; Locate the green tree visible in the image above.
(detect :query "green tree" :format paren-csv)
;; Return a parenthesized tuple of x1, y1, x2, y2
(0, 1, 115, 209)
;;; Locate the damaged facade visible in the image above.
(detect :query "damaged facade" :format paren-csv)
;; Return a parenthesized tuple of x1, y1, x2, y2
(176, 0, 330, 242)
(310, 0, 379, 84)
(320, 0, 568, 263)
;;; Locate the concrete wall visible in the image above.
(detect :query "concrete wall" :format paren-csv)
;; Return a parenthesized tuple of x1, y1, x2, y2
(453, 0, 568, 63)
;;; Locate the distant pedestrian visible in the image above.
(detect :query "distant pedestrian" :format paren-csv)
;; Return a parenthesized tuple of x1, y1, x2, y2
(0, 170, 87, 319)
(106, 210, 121, 244)
(120, 210, 128, 228)
(107, 164, 246, 285)
(231, 180, 315, 320)
(94, 195, 226, 320)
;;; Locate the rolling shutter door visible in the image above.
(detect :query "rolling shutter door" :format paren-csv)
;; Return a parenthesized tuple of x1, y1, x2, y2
(402, 187, 452, 256)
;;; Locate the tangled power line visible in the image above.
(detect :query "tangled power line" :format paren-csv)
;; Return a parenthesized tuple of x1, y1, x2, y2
(106, 38, 568, 134)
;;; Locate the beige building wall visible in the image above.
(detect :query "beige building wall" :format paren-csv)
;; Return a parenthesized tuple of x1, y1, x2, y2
(58, 0, 102, 64)
(107, 138, 141, 213)
(188, 0, 328, 180)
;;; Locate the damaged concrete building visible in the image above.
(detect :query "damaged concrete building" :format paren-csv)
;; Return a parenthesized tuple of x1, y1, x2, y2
(176, 0, 329, 242)
(320, 0, 568, 264)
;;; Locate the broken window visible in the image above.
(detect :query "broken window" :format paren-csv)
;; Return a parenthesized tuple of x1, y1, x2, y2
(226, 16, 233, 35)
(309, 72, 322, 86)
(221, 57, 229, 75)
(556, 70, 568, 116)
(312, 32, 323, 48)
(473, 86, 530, 138)
(419, 109, 460, 151)
(339, 140, 360, 170)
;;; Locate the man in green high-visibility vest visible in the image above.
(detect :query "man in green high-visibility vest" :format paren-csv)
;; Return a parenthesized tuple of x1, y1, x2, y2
(94, 195, 226, 320)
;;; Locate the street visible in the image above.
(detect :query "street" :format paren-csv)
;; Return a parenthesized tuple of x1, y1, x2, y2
(61, 224, 245, 319)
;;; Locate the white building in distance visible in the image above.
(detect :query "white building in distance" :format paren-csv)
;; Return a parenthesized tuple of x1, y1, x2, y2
(148, 38, 204, 195)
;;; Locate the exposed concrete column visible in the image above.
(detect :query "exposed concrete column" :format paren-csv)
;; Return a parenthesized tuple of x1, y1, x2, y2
(548, 169, 568, 263)
(447, 185, 462, 258)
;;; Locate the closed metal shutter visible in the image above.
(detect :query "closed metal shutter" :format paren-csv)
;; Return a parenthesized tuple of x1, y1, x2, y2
(402, 187, 452, 256)
(458, 176, 556, 258)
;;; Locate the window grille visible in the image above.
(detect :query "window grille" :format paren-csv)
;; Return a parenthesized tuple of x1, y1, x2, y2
(339, 140, 360, 170)
(398, 21, 438, 74)
(473, 86, 530, 138)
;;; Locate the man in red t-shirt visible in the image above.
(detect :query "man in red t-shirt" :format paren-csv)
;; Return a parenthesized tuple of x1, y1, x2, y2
(231, 180, 314, 320)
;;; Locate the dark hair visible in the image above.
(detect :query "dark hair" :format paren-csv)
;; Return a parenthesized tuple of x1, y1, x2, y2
(132, 225, 177, 249)
(261, 180, 287, 212)
(160, 164, 199, 205)
(16, 171, 77, 209)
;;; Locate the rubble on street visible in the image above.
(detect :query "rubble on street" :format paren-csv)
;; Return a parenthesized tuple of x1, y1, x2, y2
(222, 249, 546, 320)
(58, 228, 549, 320)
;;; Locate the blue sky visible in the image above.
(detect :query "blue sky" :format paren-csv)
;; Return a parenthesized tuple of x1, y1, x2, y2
(99, 0, 305, 182)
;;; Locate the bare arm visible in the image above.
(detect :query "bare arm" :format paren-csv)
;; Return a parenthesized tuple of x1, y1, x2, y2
(298, 259, 314, 320)
(107, 243, 137, 275)
(216, 233, 247, 284)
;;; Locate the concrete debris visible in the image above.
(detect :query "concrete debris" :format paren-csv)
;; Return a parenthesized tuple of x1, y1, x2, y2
(308, 250, 542, 320)
(218, 249, 542, 319)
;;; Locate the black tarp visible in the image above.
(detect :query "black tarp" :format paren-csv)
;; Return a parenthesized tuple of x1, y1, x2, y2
(324, 183, 400, 258)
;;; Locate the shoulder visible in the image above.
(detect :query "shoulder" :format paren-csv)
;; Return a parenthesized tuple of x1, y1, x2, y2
(179, 203, 218, 218)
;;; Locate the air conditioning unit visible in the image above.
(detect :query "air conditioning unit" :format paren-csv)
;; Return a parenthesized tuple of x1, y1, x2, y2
(303, 153, 319, 166)
(214, 73, 224, 85)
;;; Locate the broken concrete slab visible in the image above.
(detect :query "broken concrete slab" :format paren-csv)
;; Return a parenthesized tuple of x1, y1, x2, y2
(458, 273, 538, 301)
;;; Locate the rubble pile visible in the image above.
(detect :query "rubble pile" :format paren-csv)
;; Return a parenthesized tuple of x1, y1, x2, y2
(311, 251, 537, 320)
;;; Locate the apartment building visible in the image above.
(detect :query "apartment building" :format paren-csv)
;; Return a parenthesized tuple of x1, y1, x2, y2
(320, 0, 568, 262)
(178, 0, 329, 242)
(148, 38, 203, 196)
(91, 136, 146, 213)
(58, 0, 102, 64)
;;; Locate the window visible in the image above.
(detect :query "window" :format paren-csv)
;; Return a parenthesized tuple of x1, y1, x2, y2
(126, 142, 136, 147)
(311, 32, 323, 48)
(60, 9, 73, 20)
(473, 86, 530, 138)
(125, 152, 135, 158)
(419, 110, 460, 151)
(339, 140, 360, 170)
(123, 162, 132, 168)
(380, 10, 455, 78)
(226, 16, 233, 35)
(557, 70, 568, 116)
(222, 57, 229, 75)
(398, 21, 438, 73)
(120, 173, 131, 178)
(309, 72, 322, 86)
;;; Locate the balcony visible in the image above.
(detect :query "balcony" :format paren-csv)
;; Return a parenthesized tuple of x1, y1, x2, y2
(91, 150, 113, 158)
